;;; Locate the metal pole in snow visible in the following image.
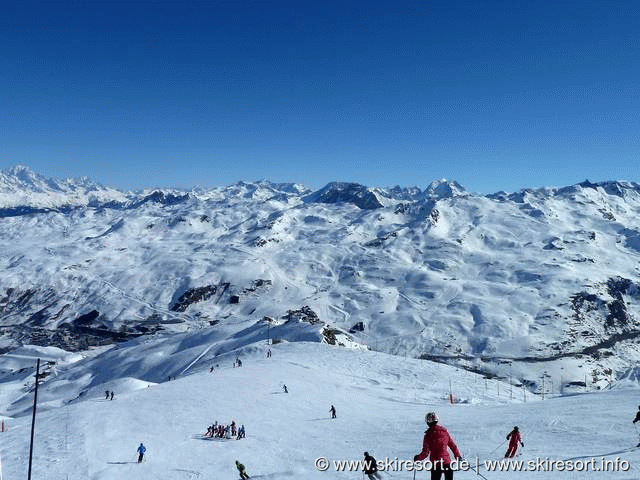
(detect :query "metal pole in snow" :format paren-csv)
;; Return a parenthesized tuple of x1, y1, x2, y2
(27, 358, 40, 480)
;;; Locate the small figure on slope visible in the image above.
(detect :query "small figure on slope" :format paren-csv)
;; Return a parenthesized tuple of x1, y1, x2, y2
(330, 405, 336, 419)
(237, 424, 246, 439)
(105, 390, 110, 400)
(633, 406, 640, 446)
(236, 460, 250, 479)
(413, 412, 462, 480)
(137, 442, 146, 463)
(505, 426, 524, 458)
(283, 384, 288, 394)
(633, 406, 640, 424)
(363, 452, 383, 480)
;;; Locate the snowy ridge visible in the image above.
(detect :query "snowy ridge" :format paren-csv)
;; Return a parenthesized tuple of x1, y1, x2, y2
(3, 167, 640, 393)
(0, 165, 129, 208)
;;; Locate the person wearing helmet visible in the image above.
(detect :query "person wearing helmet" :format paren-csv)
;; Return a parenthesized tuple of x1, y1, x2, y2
(363, 452, 383, 479)
(413, 412, 461, 480)
(505, 426, 524, 458)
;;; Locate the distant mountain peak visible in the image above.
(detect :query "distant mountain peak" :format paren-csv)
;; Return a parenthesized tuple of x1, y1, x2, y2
(0, 165, 128, 209)
(424, 179, 467, 200)
(303, 181, 384, 210)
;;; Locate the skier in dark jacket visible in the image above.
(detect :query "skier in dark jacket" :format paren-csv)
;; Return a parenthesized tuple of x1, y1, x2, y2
(414, 412, 462, 480)
(137, 443, 146, 463)
(633, 406, 640, 424)
(633, 407, 640, 446)
(505, 426, 524, 457)
(330, 405, 336, 418)
(236, 460, 250, 479)
(105, 390, 109, 400)
(363, 452, 383, 479)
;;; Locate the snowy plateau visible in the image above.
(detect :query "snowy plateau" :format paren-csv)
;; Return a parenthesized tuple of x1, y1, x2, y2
(2, 165, 640, 479)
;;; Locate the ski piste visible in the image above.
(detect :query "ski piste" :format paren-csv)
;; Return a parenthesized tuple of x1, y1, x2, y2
(2, 343, 640, 479)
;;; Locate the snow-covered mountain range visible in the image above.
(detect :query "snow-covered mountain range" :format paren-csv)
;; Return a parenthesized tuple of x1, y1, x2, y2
(3, 165, 640, 395)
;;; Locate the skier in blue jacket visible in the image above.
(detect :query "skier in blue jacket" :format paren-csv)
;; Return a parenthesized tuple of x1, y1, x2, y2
(137, 443, 146, 463)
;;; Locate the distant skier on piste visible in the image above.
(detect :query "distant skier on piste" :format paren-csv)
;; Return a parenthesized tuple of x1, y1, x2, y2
(236, 460, 250, 479)
(330, 405, 336, 418)
(633, 406, 640, 424)
(413, 412, 461, 480)
(505, 426, 524, 457)
(283, 384, 288, 393)
(633, 406, 640, 446)
(363, 452, 383, 480)
(137, 442, 146, 463)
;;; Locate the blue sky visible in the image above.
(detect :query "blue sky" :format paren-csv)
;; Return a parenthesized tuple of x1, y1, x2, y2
(1, 1, 638, 192)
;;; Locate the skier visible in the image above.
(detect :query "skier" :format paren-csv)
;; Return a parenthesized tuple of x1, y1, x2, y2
(267, 349, 272, 358)
(110, 391, 114, 400)
(505, 426, 524, 457)
(413, 412, 462, 480)
(237, 424, 246, 439)
(283, 384, 288, 393)
(330, 405, 336, 419)
(363, 452, 383, 480)
(633, 406, 640, 424)
(633, 406, 640, 446)
(236, 460, 250, 479)
(105, 390, 110, 400)
(137, 442, 146, 463)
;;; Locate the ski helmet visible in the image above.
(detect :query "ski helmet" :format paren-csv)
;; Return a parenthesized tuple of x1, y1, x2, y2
(425, 412, 438, 424)
(514, 426, 519, 431)
(364, 452, 369, 457)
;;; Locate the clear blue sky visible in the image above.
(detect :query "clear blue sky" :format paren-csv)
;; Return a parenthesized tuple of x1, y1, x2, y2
(1, 1, 638, 192)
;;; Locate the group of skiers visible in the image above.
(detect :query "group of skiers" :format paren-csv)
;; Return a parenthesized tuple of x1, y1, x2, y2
(130, 346, 531, 480)
(206, 420, 246, 440)
(138, 410, 525, 479)
(410, 412, 524, 480)
(104, 390, 114, 400)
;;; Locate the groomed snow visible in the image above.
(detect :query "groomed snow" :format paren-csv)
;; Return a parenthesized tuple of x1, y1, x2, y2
(1, 342, 639, 479)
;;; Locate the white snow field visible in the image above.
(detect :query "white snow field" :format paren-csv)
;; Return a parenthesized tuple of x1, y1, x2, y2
(1, 341, 639, 480)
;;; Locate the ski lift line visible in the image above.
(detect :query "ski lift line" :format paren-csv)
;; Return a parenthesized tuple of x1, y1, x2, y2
(91, 273, 195, 323)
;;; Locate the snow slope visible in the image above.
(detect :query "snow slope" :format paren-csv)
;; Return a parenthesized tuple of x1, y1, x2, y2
(1, 341, 639, 480)
(3, 167, 640, 391)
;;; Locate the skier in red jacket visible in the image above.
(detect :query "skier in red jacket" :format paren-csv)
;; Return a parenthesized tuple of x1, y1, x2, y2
(414, 412, 462, 480)
(505, 426, 524, 458)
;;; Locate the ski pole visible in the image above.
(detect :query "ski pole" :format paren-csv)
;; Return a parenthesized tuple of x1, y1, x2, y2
(413, 468, 416, 480)
(476, 469, 490, 480)
(489, 439, 507, 454)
